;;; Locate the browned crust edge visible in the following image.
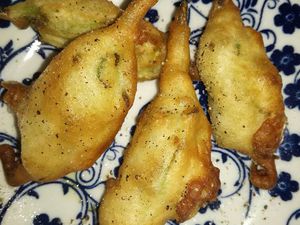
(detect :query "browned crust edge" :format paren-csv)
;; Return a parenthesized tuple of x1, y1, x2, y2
(0, 144, 32, 186)
(250, 114, 286, 189)
(176, 166, 220, 222)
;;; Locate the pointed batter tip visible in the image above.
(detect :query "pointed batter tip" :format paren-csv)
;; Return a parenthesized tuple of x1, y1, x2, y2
(215, 0, 232, 7)
(213, 0, 234, 10)
(174, 0, 188, 25)
(0, 144, 32, 186)
(0, 6, 29, 29)
(0, 81, 28, 113)
(117, 0, 158, 28)
(209, 0, 240, 21)
(250, 158, 277, 189)
(162, 0, 190, 74)
(217, 0, 225, 6)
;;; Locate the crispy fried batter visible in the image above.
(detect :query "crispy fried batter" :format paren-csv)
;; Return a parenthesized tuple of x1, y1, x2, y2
(99, 3, 220, 224)
(0, 0, 121, 39)
(136, 20, 166, 80)
(0, 145, 32, 186)
(1, 81, 28, 113)
(0, 0, 166, 80)
(0, 0, 158, 185)
(196, 0, 285, 189)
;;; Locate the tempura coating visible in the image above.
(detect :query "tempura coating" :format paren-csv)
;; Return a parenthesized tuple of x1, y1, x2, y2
(136, 20, 166, 81)
(0, 0, 120, 45)
(99, 3, 220, 224)
(0, 0, 166, 80)
(0, 0, 158, 185)
(196, 0, 285, 189)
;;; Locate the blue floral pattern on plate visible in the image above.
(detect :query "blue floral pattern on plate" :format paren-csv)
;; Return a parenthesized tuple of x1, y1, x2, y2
(269, 172, 299, 201)
(0, 0, 300, 225)
(278, 130, 300, 161)
(145, 9, 159, 23)
(270, 45, 300, 76)
(284, 78, 300, 109)
(33, 214, 62, 225)
(274, 2, 300, 34)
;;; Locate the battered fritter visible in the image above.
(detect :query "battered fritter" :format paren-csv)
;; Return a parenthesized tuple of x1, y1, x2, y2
(0, 0, 158, 186)
(99, 2, 220, 224)
(0, 0, 166, 80)
(196, 0, 285, 189)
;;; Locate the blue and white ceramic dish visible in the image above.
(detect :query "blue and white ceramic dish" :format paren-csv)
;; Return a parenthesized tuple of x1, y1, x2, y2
(0, 0, 300, 224)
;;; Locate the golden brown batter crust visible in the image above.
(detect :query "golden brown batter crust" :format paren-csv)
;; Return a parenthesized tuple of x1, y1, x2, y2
(196, 0, 285, 189)
(0, 0, 166, 81)
(0, 0, 158, 185)
(176, 168, 220, 221)
(99, 3, 220, 224)
(0, 145, 32, 186)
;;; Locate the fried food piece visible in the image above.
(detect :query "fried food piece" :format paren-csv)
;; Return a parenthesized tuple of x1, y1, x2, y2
(0, 0, 158, 186)
(99, 3, 220, 224)
(0, 0, 121, 44)
(0, 0, 166, 80)
(196, 0, 285, 189)
(0, 145, 32, 186)
(136, 20, 166, 81)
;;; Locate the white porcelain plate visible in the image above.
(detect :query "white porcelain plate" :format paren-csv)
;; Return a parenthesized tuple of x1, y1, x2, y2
(0, 0, 300, 225)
